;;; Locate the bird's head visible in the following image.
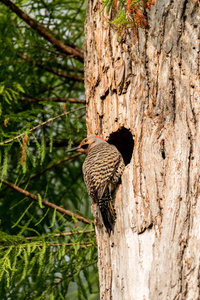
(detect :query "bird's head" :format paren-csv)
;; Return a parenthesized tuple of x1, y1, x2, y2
(66, 136, 106, 155)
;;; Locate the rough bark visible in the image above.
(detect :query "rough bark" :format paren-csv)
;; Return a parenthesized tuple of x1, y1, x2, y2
(84, 0, 200, 299)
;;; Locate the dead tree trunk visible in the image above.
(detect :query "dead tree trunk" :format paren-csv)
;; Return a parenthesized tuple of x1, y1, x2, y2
(84, 0, 200, 299)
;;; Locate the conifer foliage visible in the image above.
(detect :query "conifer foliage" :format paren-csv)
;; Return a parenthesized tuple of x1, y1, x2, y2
(0, 0, 99, 299)
(102, 0, 156, 41)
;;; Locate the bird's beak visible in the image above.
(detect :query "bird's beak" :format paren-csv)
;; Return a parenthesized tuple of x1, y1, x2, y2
(66, 146, 81, 153)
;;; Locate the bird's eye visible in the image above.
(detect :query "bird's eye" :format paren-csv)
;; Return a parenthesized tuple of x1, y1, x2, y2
(84, 139, 88, 142)
(81, 144, 89, 149)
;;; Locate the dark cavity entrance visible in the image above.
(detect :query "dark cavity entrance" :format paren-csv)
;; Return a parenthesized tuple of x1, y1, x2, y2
(107, 127, 134, 166)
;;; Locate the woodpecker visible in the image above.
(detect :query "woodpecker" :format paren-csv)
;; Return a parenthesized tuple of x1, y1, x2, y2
(67, 136, 125, 235)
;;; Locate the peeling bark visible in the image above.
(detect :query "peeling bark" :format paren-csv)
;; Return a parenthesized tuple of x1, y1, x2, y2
(84, 0, 200, 299)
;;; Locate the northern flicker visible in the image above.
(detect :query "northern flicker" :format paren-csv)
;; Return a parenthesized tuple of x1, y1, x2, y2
(67, 136, 125, 235)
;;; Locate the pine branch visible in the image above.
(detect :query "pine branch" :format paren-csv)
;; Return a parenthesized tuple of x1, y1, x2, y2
(21, 153, 81, 185)
(2, 180, 94, 225)
(77, 112, 86, 118)
(46, 139, 79, 147)
(51, 259, 98, 290)
(0, 242, 93, 249)
(0, 106, 85, 145)
(0, 0, 84, 62)
(20, 95, 86, 104)
(30, 43, 85, 72)
(25, 229, 95, 240)
(19, 54, 84, 82)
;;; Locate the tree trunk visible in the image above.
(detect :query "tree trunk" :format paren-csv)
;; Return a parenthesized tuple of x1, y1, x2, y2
(84, 0, 200, 299)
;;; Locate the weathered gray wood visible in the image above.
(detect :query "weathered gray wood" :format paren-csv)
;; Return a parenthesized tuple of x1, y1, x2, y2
(85, 0, 200, 299)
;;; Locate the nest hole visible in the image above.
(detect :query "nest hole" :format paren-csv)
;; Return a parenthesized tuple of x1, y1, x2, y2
(107, 127, 134, 166)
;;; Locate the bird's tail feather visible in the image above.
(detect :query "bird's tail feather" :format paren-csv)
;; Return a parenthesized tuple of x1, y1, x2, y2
(98, 191, 116, 236)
